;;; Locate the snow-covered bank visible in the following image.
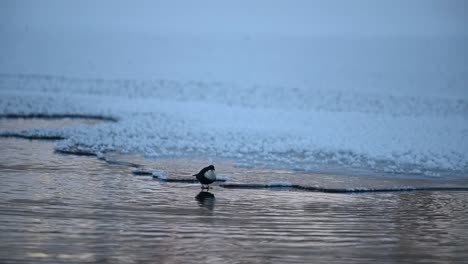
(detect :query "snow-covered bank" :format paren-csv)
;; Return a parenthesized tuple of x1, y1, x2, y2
(1, 1, 467, 177)
(1, 74, 467, 177)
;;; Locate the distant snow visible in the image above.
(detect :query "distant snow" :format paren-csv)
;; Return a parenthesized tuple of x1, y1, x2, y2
(0, 74, 467, 177)
(1, 1, 467, 178)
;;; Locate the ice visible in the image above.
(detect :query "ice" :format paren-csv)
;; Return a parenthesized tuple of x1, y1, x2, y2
(96, 152, 105, 160)
(0, 73, 467, 177)
(151, 171, 168, 180)
(267, 182, 293, 187)
(218, 183, 468, 192)
(1, 1, 467, 178)
(149, 170, 227, 183)
(219, 183, 291, 189)
(131, 168, 154, 176)
(216, 176, 230, 182)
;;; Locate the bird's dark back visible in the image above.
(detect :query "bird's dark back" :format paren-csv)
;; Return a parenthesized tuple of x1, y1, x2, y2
(196, 165, 215, 176)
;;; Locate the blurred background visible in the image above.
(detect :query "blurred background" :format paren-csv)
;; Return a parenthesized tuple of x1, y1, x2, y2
(1, 0, 467, 97)
(1, 0, 467, 175)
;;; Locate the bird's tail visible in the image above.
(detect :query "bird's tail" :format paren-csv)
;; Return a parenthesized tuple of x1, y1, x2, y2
(192, 174, 197, 177)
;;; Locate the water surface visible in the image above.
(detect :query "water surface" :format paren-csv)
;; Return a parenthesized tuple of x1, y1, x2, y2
(1, 119, 468, 264)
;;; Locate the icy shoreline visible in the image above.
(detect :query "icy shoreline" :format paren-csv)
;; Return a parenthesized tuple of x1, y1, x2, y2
(1, 74, 467, 177)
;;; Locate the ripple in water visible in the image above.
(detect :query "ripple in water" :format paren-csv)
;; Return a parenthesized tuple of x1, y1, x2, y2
(0, 118, 468, 263)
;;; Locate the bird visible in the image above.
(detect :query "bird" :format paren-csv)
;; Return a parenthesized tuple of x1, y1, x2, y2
(193, 165, 216, 189)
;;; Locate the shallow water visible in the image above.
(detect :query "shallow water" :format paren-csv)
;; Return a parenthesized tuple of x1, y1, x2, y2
(0, 117, 103, 131)
(1, 119, 468, 263)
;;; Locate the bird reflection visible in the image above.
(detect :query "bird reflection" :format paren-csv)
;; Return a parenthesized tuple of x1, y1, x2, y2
(195, 191, 216, 211)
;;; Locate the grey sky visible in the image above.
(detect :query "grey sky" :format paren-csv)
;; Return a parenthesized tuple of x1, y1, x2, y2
(2, 0, 467, 36)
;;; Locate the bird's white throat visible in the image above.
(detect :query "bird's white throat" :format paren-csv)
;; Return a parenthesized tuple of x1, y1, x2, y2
(204, 170, 216, 181)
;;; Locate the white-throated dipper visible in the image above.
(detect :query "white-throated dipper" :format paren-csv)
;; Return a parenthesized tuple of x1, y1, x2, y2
(193, 165, 216, 189)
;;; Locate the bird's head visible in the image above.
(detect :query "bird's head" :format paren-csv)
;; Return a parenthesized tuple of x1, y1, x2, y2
(207, 165, 215, 171)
